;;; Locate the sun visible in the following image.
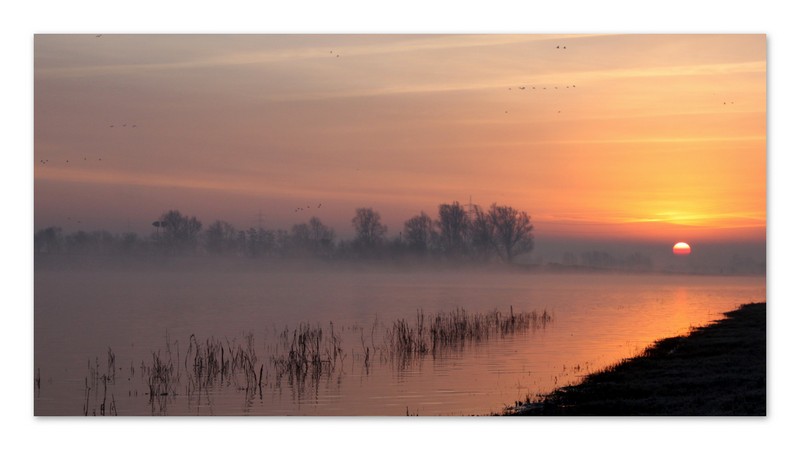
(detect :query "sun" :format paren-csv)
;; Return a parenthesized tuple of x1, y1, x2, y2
(672, 242, 692, 255)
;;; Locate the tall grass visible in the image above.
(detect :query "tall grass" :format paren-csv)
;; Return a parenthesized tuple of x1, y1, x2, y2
(271, 322, 344, 384)
(81, 349, 120, 416)
(78, 305, 551, 414)
(387, 307, 551, 360)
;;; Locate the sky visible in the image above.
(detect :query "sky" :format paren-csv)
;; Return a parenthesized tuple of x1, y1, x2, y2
(12, 0, 800, 447)
(34, 34, 766, 250)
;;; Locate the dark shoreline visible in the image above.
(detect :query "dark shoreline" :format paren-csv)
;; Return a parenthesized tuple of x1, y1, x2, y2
(506, 302, 766, 416)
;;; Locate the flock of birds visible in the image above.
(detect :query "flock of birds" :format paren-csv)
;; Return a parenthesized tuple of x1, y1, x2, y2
(38, 120, 142, 166)
(38, 157, 102, 165)
(41, 38, 741, 223)
(510, 84, 577, 90)
(505, 81, 578, 115)
(294, 203, 323, 213)
(501, 45, 576, 115)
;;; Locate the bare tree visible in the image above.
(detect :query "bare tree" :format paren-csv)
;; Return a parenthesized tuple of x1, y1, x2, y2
(436, 202, 470, 258)
(469, 206, 496, 262)
(403, 211, 436, 255)
(65, 230, 114, 254)
(351, 207, 387, 253)
(156, 210, 203, 254)
(246, 227, 275, 258)
(308, 217, 336, 257)
(290, 222, 312, 255)
(288, 217, 336, 258)
(34, 227, 63, 254)
(487, 204, 534, 263)
(205, 220, 238, 255)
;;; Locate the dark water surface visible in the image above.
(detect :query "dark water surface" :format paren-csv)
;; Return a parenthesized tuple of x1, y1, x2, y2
(34, 265, 766, 415)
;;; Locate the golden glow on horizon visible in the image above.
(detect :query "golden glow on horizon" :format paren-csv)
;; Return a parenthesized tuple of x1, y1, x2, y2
(34, 34, 766, 241)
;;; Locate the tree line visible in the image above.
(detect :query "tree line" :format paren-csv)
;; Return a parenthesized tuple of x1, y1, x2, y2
(34, 201, 535, 264)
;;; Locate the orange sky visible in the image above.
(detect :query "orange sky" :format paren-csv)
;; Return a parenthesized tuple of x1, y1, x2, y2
(34, 34, 766, 244)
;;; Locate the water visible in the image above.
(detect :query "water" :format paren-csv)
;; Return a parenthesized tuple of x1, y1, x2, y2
(33, 264, 766, 416)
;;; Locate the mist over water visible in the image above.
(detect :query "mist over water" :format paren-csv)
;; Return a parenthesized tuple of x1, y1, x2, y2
(34, 259, 766, 415)
(32, 34, 766, 417)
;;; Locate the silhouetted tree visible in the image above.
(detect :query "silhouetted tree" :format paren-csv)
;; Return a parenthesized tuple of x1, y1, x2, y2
(289, 218, 335, 258)
(32, 199, 545, 265)
(351, 207, 387, 255)
(245, 227, 274, 258)
(65, 230, 91, 253)
(205, 220, 238, 255)
(68, 230, 115, 254)
(156, 210, 203, 254)
(236, 230, 247, 255)
(436, 202, 470, 259)
(469, 206, 496, 262)
(34, 227, 63, 253)
(403, 211, 436, 256)
(290, 223, 311, 251)
(487, 204, 534, 263)
(273, 229, 290, 257)
(308, 217, 336, 257)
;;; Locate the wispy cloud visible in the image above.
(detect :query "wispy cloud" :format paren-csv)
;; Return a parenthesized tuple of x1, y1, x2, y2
(258, 60, 767, 102)
(35, 34, 594, 79)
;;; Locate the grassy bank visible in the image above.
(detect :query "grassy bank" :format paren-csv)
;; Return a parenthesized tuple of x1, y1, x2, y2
(507, 302, 766, 416)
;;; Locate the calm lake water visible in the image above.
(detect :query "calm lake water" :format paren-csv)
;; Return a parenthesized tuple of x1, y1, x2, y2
(33, 263, 766, 416)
